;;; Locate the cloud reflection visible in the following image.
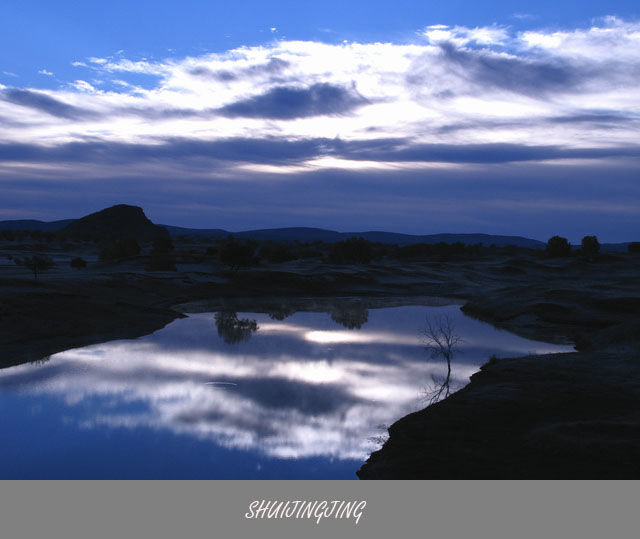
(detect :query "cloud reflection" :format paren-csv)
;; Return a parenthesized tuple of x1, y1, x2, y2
(0, 306, 572, 462)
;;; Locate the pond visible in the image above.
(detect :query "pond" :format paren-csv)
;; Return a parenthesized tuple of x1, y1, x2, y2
(0, 299, 573, 479)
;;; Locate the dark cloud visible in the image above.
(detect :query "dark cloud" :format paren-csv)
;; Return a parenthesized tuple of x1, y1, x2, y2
(408, 43, 588, 96)
(189, 67, 238, 82)
(547, 111, 638, 125)
(333, 140, 640, 164)
(443, 43, 581, 94)
(1, 89, 98, 120)
(0, 137, 331, 166)
(217, 82, 369, 119)
(437, 111, 638, 134)
(116, 106, 213, 120)
(189, 57, 290, 82)
(0, 137, 638, 168)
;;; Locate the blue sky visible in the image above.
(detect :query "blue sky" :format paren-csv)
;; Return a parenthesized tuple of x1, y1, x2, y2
(1, 1, 639, 241)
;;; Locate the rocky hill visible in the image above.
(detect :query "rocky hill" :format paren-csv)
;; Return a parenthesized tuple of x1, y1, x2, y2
(60, 204, 168, 241)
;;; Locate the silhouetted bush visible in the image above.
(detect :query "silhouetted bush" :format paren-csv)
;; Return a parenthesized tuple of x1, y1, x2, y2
(329, 237, 372, 264)
(628, 242, 640, 253)
(23, 255, 54, 279)
(146, 252, 176, 271)
(70, 257, 87, 268)
(205, 246, 218, 256)
(395, 243, 433, 259)
(546, 236, 572, 257)
(433, 241, 466, 258)
(219, 236, 257, 270)
(259, 243, 296, 264)
(0, 229, 16, 241)
(580, 236, 600, 259)
(30, 230, 54, 242)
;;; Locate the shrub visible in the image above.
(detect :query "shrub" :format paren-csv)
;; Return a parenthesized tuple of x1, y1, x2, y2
(146, 252, 176, 271)
(23, 255, 55, 279)
(259, 243, 296, 264)
(546, 236, 572, 257)
(433, 242, 466, 258)
(580, 236, 600, 259)
(219, 236, 256, 270)
(394, 243, 433, 259)
(70, 257, 87, 268)
(628, 242, 640, 254)
(329, 237, 372, 264)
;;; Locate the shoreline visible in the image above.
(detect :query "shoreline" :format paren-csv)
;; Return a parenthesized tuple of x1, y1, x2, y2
(2, 253, 639, 478)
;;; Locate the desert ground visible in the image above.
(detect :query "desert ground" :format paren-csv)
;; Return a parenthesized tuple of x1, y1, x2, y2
(1, 234, 639, 478)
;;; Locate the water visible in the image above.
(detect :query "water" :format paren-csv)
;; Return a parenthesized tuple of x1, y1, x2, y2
(0, 301, 573, 479)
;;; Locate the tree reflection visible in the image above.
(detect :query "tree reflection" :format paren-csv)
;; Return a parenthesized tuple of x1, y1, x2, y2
(214, 311, 259, 344)
(422, 315, 461, 404)
(29, 355, 51, 367)
(268, 304, 296, 321)
(330, 305, 369, 329)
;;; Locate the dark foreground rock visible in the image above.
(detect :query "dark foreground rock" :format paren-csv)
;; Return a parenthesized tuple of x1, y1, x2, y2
(357, 347, 640, 479)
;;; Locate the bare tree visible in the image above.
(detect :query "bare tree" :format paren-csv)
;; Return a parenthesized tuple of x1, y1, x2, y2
(23, 255, 54, 280)
(422, 314, 462, 404)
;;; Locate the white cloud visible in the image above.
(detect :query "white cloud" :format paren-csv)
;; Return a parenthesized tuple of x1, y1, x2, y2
(423, 24, 508, 46)
(512, 13, 536, 20)
(38, 69, 54, 76)
(0, 18, 638, 177)
(69, 80, 98, 93)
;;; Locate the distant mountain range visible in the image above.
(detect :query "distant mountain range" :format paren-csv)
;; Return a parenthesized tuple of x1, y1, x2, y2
(0, 206, 632, 251)
(0, 219, 75, 232)
(162, 225, 549, 249)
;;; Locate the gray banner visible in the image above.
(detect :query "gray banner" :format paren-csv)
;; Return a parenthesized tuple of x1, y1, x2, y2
(1, 480, 639, 539)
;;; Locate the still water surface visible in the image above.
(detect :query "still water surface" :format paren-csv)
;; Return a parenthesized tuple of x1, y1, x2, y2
(0, 302, 572, 478)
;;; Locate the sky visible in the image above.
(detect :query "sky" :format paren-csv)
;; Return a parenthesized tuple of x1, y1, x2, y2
(1, 1, 639, 242)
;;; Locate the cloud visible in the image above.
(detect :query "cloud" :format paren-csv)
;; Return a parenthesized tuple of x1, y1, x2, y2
(0, 137, 331, 166)
(1, 18, 639, 239)
(512, 13, 536, 21)
(38, 69, 54, 76)
(189, 57, 290, 82)
(1, 137, 637, 170)
(435, 42, 581, 96)
(0, 88, 97, 120)
(423, 24, 509, 46)
(217, 82, 369, 119)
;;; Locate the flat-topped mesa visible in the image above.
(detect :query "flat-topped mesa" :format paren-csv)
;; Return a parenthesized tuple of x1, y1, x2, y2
(60, 204, 169, 241)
